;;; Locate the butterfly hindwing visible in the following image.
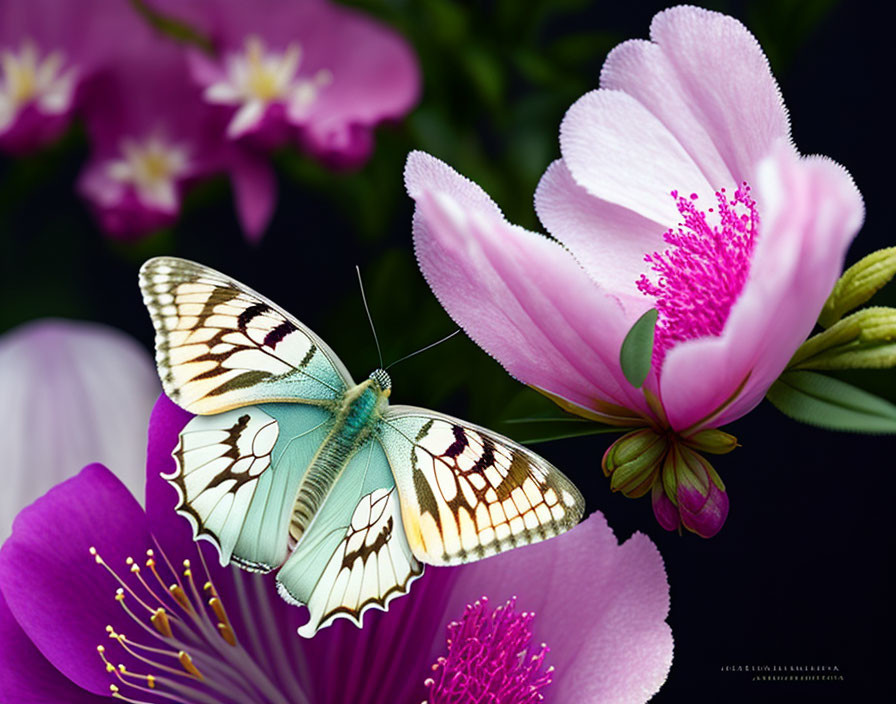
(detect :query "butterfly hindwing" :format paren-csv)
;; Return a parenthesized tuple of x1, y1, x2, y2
(379, 406, 585, 566)
(140, 257, 354, 414)
(276, 439, 423, 637)
(168, 402, 333, 572)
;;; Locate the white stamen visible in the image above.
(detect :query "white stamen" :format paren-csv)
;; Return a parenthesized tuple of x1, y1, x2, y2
(105, 135, 190, 211)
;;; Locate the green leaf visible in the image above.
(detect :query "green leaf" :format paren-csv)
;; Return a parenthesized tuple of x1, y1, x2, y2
(819, 247, 896, 328)
(766, 370, 896, 434)
(503, 414, 625, 444)
(620, 309, 657, 388)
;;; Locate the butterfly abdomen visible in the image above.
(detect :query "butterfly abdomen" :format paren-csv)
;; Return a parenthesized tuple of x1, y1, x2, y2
(288, 382, 388, 545)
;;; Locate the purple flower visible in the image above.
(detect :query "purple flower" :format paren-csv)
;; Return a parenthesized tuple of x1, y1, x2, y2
(170, 0, 420, 238)
(405, 6, 864, 537)
(76, 32, 228, 240)
(0, 0, 142, 153)
(0, 395, 673, 703)
(0, 319, 159, 541)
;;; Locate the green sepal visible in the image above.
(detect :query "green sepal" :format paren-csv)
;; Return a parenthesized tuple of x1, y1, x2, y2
(819, 247, 896, 328)
(620, 308, 658, 388)
(790, 307, 896, 371)
(766, 370, 896, 434)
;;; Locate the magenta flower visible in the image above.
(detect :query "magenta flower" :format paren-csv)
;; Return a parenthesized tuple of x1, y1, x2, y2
(405, 6, 864, 537)
(76, 32, 228, 240)
(0, 395, 672, 703)
(0, 0, 139, 153)
(0, 319, 159, 541)
(166, 0, 420, 238)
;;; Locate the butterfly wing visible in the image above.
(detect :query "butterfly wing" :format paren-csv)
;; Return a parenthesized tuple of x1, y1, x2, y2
(140, 256, 354, 414)
(167, 402, 333, 572)
(378, 406, 585, 566)
(276, 439, 423, 637)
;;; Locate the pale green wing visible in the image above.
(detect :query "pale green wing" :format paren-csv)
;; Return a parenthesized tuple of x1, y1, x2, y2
(379, 405, 585, 566)
(140, 257, 354, 414)
(276, 438, 423, 637)
(166, 402, 332, 572)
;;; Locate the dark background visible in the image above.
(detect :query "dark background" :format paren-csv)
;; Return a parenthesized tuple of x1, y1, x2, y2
(0, 1, 891, 701)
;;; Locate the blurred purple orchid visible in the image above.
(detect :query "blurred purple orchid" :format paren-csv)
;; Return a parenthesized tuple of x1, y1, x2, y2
(0, 395, 673, 703)
(0, 319, 159, 542)
(0, 0, 143, 153)
(76, 32, 228, 240)
(169, 0, 420, 238)
(405, 6, 865, 538)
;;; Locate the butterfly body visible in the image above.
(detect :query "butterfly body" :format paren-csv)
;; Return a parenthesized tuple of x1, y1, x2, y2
(140, 257, 585, 637)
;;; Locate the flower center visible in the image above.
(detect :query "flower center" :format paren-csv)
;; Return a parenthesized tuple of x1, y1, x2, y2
(636, 184, 759, 366)
(1, 39, 71, 110)
(423, 596, 553, 704)
(218, 35, 331, 106)
(106, 136, 190, 210)
(89, 545, 307, 704)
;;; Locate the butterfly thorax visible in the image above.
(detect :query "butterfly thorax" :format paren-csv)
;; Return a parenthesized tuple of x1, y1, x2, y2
(287, 375, 391, 546)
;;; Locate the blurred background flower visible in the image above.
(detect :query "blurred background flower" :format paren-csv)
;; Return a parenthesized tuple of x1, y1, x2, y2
(0, 394, 672, 703)
(0, 1, 891, 700)
(0, 319, 158, 541)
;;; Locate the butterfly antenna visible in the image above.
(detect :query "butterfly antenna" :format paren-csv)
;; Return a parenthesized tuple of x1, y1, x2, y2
(385, 329, 462, 371)
(356, 265, 384, 369)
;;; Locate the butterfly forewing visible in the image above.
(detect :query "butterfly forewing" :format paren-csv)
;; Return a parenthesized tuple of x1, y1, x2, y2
(140, 257, 354, 414)
(379, 407, 585, 566)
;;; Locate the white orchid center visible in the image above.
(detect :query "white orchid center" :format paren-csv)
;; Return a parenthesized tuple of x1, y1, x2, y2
(0, 40, 74, 127)
(205, 35, 332, 138)
(106, 136, 191, 211)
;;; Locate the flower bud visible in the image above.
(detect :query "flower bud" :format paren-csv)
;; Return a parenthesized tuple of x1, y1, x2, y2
(681, 428, 738, 455)
(662, 444, 729, 538)
(602, 429, 669, 498)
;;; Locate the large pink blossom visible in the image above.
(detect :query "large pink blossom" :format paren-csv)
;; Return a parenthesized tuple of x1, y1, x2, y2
(405, 6, 864, 537)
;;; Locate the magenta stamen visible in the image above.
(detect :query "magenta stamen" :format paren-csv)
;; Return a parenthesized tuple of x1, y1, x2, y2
(424, 596, 553, 704)
(637, 183, 759, 367)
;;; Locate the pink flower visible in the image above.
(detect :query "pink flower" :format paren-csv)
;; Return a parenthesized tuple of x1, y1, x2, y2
(0, 0, 142, 153)
(405, 6, 864, 537)
(167, 0, 420, 238)
(76, 33, 227, 240)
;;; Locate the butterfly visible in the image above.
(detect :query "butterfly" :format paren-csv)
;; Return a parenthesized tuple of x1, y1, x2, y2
(139, 256, 585, 637)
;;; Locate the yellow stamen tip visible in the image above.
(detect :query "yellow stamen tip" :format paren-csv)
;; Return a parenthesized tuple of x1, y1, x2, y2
(178, 651, 203, 680)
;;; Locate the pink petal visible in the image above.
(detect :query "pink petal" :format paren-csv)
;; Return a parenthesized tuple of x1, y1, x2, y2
(298, 3, 420, 134)
(449, 512, 673, 703)
(0, 320, 159, 540)
(599, 38, 733, 188)
(229, 145, 277, 242)
(406, 151, 649, 417)
(535, 158, 664, 315)
(647, 7, 790, 181)
(560, 89, 713, 226)
(660, 144, 864, 430)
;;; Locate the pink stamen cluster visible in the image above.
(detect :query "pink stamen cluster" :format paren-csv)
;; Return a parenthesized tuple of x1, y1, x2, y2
(637, 183, 759, 366)
(423, 596, 554, 704)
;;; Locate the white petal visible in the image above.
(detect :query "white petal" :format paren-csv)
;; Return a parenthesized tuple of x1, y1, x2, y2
(204, 80, 242, 105)
(0, 320, 160, 540)
(227, 100, 265, 138)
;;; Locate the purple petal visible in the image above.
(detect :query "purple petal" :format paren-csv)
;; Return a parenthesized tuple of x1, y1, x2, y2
(678, 482, 729, 539)
(651, 483, 680, 532)
(0, 464, 154, 695)
(0, 319, 159, 540)
(447, 512, 673, 703)
(229, 147, 277, 242)
(0, 591, 108, 703)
